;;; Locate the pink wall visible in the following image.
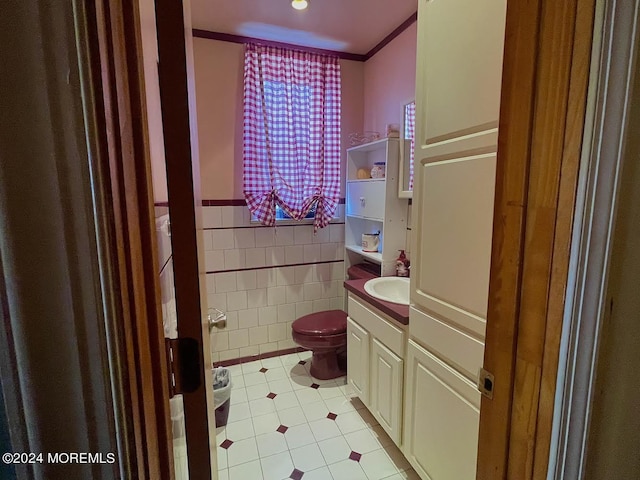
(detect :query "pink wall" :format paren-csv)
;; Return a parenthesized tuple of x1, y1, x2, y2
(193, 38, 364, 200)
(193, 39, 244, 200)
(363, 23, 417, 135)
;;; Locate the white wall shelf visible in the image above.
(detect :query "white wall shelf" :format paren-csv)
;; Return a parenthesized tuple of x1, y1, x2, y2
(345, 245, 383, 264)
(344, 138, 408, 276)
(346, 137, 390, 153)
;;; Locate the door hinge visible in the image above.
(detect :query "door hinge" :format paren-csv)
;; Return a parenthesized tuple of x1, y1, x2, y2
(165, 337, 202, 397)
(478, 368, 495, 400)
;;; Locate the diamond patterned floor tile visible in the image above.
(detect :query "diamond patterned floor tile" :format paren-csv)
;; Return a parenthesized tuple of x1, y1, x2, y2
(219, 439, 234, 450)
(290, 468, 304, 480)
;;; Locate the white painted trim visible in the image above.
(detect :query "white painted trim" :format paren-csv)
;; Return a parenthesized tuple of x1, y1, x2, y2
(550, 1, 640, 478)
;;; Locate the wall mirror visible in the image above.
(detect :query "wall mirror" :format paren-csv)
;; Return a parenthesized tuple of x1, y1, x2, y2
(398, 100, 416, 198)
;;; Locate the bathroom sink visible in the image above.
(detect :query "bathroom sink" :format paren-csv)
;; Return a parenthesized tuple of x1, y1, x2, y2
(364, 277, 410, 306)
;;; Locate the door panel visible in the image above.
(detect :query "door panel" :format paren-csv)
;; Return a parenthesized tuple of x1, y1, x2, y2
(412, 153, 497, 334)
(403, 340, 480, 480)
(409, 306, 484, 382)
(153, 0, 217, 477)
(140, 0, 194, 476)
(416, 0, 506, 151)
(370, 338, 403, 446)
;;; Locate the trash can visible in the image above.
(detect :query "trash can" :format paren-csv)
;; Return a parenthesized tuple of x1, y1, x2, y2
(213, 367, 232, 427)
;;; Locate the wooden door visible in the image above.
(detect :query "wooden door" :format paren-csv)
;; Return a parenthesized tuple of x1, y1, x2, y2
(347, 317, 371, 405)
(89, 0, 218, 476)
(153, 0, 217, 478)
(476, 0, 597, 478)
(370, 338, 403, 446)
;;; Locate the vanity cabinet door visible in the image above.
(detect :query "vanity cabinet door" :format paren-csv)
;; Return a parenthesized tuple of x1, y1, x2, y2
(347, 317, 370, 406)
(403, 339, 481, 480)
(370, 338, 403, 446)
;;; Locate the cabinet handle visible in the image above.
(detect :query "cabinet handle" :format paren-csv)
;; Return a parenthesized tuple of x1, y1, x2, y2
(360, 196, 366, 207)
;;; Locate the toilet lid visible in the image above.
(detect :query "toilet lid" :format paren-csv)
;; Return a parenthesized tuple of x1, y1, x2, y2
(292, 310, 347, 336)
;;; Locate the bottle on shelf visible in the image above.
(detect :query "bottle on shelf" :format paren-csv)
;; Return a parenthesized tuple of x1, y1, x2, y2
(396, 250, 410, 277)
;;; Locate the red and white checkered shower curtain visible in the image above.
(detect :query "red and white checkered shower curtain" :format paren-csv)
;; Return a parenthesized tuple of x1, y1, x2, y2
(243, 43, 341, 231)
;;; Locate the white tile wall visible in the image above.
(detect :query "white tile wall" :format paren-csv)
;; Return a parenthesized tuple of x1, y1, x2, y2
(205, 205, 346, 363)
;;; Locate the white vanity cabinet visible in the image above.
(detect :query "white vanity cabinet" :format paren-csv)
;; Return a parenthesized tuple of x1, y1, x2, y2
(346, 295, 405, 446)
(344, 138, 407, 275)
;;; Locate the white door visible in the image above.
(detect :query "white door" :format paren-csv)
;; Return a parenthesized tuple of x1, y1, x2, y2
(408, 1, 506, 477)
(347, 317, 370, 405)
(370, 338, 403, 446)
(403, 340, 481, 480)
(411, 0, 505, 337)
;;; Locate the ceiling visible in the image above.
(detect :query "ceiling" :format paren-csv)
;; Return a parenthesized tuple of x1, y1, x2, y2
(190, 0, 418, 55)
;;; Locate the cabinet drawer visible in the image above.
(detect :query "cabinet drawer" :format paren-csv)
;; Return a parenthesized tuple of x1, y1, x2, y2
(346, 180, 386, 221)
(348, 296, 404, 357)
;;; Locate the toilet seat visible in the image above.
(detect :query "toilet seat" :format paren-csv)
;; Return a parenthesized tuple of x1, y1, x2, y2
(292, 310, 347, 336)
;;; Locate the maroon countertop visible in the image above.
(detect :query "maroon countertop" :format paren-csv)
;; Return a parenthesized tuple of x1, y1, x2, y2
(344, 278, 410, 325)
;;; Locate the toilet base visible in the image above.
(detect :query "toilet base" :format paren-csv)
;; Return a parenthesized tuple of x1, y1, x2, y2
(309, 348, 346, 380)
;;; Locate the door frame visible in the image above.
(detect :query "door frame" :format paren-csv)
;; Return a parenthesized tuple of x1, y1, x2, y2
(154, 0, 217, 477)
(83, 0, 215, 478)
(83, 0, 175, 477)
(550, 1, 640, 477)
(1, 0, 181, 478)
(477, 0, 597, 478)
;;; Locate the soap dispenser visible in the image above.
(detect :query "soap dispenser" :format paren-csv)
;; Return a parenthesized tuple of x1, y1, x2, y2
(396, 250, 409, 277)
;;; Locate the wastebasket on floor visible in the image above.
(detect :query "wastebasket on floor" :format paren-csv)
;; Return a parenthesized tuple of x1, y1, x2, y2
(213, 367, 232, 427)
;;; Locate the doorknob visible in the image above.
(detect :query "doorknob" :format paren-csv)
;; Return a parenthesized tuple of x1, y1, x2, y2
(207, 308, 226, 331)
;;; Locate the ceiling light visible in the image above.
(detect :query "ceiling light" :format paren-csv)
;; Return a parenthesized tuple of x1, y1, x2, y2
(291, 0, 308, 11)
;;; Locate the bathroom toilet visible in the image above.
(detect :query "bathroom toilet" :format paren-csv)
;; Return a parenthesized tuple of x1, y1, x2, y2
(291, 310, 347, 380)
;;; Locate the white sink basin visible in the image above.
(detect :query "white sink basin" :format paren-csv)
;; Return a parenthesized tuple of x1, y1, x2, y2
(364, 277, 410, 306)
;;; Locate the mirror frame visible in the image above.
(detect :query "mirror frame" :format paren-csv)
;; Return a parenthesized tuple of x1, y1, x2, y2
(398, 99, 415, 199)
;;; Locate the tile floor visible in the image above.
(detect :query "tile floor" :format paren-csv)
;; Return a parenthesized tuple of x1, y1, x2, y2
(213, 351, 420, 480)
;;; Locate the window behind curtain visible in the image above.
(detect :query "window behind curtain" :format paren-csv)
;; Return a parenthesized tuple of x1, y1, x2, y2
(243, 43, 341, 231)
